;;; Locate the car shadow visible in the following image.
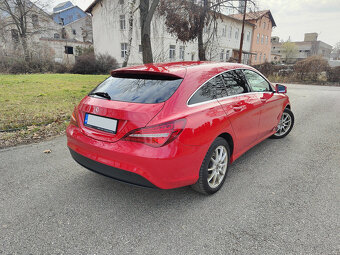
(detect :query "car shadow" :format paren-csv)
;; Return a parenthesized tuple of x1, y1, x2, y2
(62, 137, 289, 214)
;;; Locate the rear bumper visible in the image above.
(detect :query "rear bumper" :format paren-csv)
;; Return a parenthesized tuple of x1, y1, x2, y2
(69, 148, 157, 188)
(67, 125, 208, 189)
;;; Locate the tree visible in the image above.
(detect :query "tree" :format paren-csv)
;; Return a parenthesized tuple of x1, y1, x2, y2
(122, 0, 137, 67)
(139, 0, 160, 64)
(0, 0, 50, 61)
(159, 0, 257, 61)
(331, 42, 340, 60)
(281, 41, 298, 63)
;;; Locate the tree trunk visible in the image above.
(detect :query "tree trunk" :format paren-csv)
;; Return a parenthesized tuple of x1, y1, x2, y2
(140, 0, 159, 64)
(198, 29, 206, 61)
(21, 35, 30, 62)
(197, 0, 208, 61)
(122, 0, 136, 67)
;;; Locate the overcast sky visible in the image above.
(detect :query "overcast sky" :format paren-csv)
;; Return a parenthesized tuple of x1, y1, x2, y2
(51, 0, 340, 46)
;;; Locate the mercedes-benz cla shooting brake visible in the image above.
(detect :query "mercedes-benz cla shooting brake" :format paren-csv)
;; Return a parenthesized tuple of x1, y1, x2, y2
(67, 62, 294, 194)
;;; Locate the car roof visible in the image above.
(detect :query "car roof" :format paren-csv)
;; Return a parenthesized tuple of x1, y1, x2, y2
(111, 61, 251, 79)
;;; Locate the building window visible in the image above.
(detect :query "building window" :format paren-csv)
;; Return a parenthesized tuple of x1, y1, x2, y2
(246, 31, 250, 41)
(169, 45, 176, 59)
(119, 0, 124, 4)
(222, 25, 227, 37)
(11, 29, 19, 42)
(139, 45, 142, 53)
(54, 33, 60, 39)
(263, 54, 266, 62)
(72, 29, 76, 35)
(235, 28, 239, 39)
(259, 53, 262, 62)
(263, 22, 266, 29)
(32, 14, 39, 28)
(261, 35, 264, 44)
(266, 36, 268, 44)
(120, 15, 126, 30)
(65, 46, 74, 55)
(121, 43, 128, 58)
(179, 46, 185, 60)
(257, 33, 260, 44)
(226, 50, 230, 61)
(229, 27, 232, 38)
(254, 53, 257, 62)
(220, 49, 224, 61)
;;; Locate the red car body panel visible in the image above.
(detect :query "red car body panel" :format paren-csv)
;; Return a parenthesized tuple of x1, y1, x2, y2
(67, 61, 290, 189)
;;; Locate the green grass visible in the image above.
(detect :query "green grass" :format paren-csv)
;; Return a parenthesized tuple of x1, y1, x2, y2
(0, 74, 108, 147)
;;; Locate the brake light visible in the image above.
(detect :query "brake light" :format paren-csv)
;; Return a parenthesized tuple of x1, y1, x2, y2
(70, 106, 79, 127)
(123, 119, 186, 147)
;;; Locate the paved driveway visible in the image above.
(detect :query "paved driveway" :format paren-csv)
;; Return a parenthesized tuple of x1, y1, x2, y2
(0, 84, 339, 254)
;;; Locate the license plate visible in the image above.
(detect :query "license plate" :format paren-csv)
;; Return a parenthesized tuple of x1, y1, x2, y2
(84, 113, 118, 133)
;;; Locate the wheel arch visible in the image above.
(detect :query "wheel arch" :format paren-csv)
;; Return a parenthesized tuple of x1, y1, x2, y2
(285, 104, 291, 109)
(218, 132, 234, 157)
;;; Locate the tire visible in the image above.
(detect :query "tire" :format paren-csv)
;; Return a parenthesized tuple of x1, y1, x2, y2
(270, 108, 294, 139)
(191, 137, 230, 195)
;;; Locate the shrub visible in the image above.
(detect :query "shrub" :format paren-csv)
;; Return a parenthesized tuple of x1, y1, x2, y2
(294, 56, 330, 82)
(328, 66, 340, 82)
(71, 53, 97, 74)
(252, 62, 277, 76)
(54, 62, 70, 73)
(71, 53, 119, 74)
(96, 54, 119, 74)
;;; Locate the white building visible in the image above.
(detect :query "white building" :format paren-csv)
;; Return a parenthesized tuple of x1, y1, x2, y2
(85, 0, 254, 67)
(0, 0, 92, 66)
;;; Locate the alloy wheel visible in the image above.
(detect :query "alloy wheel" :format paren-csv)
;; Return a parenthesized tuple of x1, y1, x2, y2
(275, 112, 292, 137)
(207, 145, 228, 189)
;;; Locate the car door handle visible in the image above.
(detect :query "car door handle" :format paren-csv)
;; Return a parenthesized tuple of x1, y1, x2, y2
(233, 105, 243, 111)
(260, 97, 268, 102)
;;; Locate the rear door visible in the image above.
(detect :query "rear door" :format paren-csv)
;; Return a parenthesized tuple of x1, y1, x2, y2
(78, 75, 183, 142)
(217, 70, 262, 155)
(243, 69, 284, 138)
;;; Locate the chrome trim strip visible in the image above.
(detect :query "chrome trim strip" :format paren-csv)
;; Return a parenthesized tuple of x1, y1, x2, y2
(186, 67, 274, 108)
(187, 92, 269, 108)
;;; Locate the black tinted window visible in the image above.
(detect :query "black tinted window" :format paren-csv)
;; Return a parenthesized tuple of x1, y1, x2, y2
(221, 70, 248, 96)
(188, 76, 225, 105)
(90, 77, 183, 104)
(243, 69, 271, 92)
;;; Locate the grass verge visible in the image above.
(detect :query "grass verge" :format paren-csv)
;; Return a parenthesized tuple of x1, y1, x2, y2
(0, 73, 108, 148)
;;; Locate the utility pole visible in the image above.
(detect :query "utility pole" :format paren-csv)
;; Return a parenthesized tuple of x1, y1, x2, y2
(238, 0, 247, 63)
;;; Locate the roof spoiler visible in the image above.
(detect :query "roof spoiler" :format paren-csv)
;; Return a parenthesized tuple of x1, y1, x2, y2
(111, 69, 184, 80)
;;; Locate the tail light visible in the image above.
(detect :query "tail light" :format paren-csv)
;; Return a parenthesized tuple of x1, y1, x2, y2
(70, 106, 79, 127)
(123, 119, 186, 147)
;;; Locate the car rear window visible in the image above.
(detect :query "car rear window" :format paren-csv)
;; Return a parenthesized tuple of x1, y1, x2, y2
(90, 76, 183, 104)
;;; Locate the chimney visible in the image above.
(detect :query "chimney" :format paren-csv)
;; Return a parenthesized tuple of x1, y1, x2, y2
(304, 33, 318, 42)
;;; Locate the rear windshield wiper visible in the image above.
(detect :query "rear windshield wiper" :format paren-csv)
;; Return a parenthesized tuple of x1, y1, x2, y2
(89, 92, 111, 100)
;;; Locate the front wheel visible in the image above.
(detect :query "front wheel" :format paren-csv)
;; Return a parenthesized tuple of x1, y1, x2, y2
(270, 108, 294, 139)
(191, 137, 230, 195)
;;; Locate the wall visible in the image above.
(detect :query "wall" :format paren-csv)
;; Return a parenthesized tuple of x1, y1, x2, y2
(39, 38, 92, 65)
(249, 13, 273, 65)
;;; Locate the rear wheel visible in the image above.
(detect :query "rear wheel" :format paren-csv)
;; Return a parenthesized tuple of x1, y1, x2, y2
(270, 108, 294, 139)
(191, 137, 230, 195)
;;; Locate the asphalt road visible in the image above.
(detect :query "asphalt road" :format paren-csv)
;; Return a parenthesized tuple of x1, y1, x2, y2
(0, 84, 339, 254)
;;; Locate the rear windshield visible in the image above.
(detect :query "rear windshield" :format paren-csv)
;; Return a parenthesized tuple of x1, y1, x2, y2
(90, 77, 183, 104)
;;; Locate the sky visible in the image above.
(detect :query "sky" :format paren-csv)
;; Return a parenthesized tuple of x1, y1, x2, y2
(51, 0, 340, 46)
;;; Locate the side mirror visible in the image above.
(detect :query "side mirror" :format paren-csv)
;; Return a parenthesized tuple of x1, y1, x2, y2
(276, 84, 287, 94)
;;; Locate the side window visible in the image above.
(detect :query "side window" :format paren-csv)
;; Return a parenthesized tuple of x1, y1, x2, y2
(188, 76, 224, 105)
(221, 70, 248, 96)
(243, 70, 272, 92)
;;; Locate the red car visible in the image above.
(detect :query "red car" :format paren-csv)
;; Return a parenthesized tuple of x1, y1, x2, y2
(67, 62, 294, 194)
